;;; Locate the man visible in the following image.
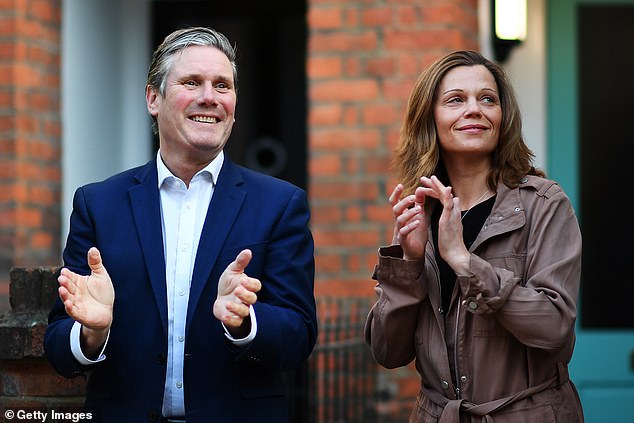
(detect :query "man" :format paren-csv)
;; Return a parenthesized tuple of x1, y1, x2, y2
(44, 27, 317, 423)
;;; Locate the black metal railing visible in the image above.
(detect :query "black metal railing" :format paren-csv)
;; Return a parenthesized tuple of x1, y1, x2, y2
(307, 296, 379, 423)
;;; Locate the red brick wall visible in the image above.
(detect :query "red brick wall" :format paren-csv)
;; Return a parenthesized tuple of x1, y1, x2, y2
(308, 0, 479, 299)
(0, 0, 480, 419)
(307, 0, 479, 418)
(0, 0, 62, 312)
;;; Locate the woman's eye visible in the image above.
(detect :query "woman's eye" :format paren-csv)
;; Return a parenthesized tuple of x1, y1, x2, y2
(481, 95, 499, 104)
(447, 97, 463, 104)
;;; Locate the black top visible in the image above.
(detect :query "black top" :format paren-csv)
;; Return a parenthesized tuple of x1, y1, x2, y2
(431, 195, 496, 314)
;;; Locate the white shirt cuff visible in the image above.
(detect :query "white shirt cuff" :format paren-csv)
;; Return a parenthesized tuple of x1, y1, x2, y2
(70, 321, 109, 365)
(222, 305, 257, 346)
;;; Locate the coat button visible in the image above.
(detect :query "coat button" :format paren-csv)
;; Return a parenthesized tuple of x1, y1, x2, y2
(441, 380, 449, 390)
(521, 176, 528, 183)
(460, 375, 468, 383)
(468, 301, 478, 310)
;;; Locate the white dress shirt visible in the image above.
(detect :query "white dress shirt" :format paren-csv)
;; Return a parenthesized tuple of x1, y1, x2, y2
(69, 150, 257, 417)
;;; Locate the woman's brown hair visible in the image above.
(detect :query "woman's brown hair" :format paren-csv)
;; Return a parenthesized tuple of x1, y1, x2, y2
(394, 50, 544, 195)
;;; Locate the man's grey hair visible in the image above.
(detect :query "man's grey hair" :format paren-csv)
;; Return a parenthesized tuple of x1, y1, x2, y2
(147, 26, 238, 96)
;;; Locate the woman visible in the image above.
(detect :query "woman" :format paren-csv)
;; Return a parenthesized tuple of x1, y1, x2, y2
(365, 50, 584, 422)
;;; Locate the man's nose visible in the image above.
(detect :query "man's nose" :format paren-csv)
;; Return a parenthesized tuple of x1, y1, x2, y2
(199, 82, 217, 104)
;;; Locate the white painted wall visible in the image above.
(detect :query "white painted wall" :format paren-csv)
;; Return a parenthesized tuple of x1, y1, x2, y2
(479, 0, 547, 172)
(61, 0, 152, 243)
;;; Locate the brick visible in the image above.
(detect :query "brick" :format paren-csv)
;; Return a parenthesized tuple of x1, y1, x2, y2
(342, 105, 359, 126)
(0, 359, 85, 397)
(362, 155, 392, 175)
(0, 16, 16, 36)
(421, 2, 478, 26)
(345, 154, 360, 175)
(385, 28, 466, 51)
(309, 103, 343, 125)
(29, 141, 60, 162)
(310, 180, 380, 202)
(362, 103, 400, 126)
(309, 31, 377, 53)
(29, 0, 61, 24)
(307, 56, 343, 79)
(361, 6, 392, 26)
(29, 184, 56, 206)
(344, 205, 362, 223)
(312, 226, 381, 248)
(343, 56, 361, 77)
(397, 6, 421, 25)
(309, 204, 342, 224)
(308, 6, 342, 29)
(343, 7, 358, 27)
(30, 231, 53, 249)
(309, 128, 381, 150)
(366, 204, 392, 225)
(15, 207, 42, 227)
(310, 78, 379, 102)
(346, 252, 362, 272)
(314, 279, 375, 297)
(315, 253, 342, 273)
(309, 153, 342, 176)
(365, 56, 396, 77)
(382, 78, 417, 100)
(0, 326, 28, 359)
(8, 267, 58, 312)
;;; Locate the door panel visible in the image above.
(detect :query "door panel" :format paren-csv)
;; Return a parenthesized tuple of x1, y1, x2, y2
(548, 1, 634, 421)
(578, 5, 634, 329)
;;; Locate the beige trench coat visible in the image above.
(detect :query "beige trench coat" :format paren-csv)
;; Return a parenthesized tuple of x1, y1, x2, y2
(365, 176, 584, 423)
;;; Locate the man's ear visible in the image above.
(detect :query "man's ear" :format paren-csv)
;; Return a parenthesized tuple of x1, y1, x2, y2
(146, 85, 160, 116)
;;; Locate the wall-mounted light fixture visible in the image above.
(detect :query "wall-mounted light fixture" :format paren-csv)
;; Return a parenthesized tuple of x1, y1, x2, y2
(492, 0, 527, 62)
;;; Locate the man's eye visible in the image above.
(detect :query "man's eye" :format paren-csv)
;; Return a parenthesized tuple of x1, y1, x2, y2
(184, 80, 198, 87)
(215, 83, 230, 92)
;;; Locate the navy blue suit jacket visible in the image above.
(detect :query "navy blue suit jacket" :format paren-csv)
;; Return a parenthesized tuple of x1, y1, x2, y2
(44, 158, 317, 423)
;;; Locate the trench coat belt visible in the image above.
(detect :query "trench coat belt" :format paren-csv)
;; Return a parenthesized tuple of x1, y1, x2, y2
(428, 363, 569, 423)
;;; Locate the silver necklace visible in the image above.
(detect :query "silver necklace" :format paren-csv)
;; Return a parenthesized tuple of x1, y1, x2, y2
(460, 189, 491, 221)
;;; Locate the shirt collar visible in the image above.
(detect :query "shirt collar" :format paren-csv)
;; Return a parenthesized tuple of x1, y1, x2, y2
(156, 150, 224, 188)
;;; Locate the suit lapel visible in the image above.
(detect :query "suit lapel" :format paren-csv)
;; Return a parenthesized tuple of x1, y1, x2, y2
(129, 160, 168, 334)
(186, 159, 245, 333)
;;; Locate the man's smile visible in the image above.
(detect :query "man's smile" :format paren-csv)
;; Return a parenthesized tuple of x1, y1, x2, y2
(190, 115, 218, 123)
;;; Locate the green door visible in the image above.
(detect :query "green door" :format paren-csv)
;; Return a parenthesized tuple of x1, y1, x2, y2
(548, 1, 634, 421)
